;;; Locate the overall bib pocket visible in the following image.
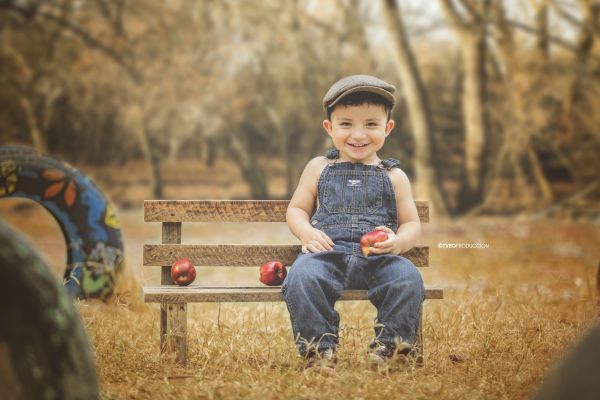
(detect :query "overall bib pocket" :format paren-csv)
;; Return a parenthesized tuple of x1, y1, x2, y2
(322, 170, 383, 214)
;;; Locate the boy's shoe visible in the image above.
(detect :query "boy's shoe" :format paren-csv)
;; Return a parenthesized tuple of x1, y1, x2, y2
(367, 342, 412, 371)
(304, 348, 338, 374)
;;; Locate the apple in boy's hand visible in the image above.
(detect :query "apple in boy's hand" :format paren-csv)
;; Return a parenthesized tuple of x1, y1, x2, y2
(360, 230, 389, 256)
(259, 261, 287, 286)
(171, 258, 196, 286)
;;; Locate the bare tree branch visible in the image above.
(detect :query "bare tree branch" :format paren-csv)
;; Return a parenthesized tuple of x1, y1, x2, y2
(507, 19, 579, 51)
(409, 20, 449, 37)
(460, 0, 484, 23)
(439, 0, 467, 28)
(0, 2, 140, 82)
(550, 0, 584, 27)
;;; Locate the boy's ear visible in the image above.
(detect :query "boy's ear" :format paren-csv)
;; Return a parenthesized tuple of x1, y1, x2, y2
(385, 119, 395, 135)
(323, 119, 334, 137)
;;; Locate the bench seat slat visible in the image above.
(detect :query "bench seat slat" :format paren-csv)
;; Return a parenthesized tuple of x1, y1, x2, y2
(145, 200, 289, 222)
(144, 244, 430, 267)
(143, 285, 444, 303)
(144, 200, 430, 223)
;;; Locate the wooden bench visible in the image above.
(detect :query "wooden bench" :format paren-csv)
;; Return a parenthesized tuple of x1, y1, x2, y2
(142, 200, 443, 364)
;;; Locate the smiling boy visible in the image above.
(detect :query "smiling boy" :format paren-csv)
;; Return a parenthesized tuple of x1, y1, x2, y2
(282, 75, 425, 371)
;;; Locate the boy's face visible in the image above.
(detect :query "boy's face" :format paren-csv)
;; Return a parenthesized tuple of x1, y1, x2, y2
(322, 103, 394, 164)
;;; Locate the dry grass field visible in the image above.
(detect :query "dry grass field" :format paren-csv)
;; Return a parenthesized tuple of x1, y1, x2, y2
(1, 200, 599, 400)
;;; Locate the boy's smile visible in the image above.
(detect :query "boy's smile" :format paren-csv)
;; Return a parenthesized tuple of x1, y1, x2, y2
(323, 103, 395, 165)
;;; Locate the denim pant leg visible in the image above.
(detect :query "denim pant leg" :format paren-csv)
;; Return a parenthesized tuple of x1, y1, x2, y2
(366, 255, 425, 348)
(281, 251, 344, 356)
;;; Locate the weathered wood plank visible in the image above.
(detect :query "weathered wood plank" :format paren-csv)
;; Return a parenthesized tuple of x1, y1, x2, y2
(143, 244, 430, 268)
(160, 303, 187, 364)
(160, 222, 181, 286)
(160, 222, 181, 354)
(145, 200, 289, 222)
(144, 200, 430, 223)
(143, 286, 444, 303)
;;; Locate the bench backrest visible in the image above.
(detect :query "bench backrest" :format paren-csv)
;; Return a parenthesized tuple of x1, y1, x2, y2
(143, 200, 429, 273)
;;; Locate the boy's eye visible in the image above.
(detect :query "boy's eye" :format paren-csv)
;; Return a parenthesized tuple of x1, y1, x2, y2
(339, 122, 351, 127)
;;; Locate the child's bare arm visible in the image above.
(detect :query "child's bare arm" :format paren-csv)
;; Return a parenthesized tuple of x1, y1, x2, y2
(286, 157, 335, 253)
(369, 168, 421, 255)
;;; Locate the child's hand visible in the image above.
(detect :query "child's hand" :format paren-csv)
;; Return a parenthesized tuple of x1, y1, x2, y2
(300, 227, 335, 253)
(368, 226, 406, 255)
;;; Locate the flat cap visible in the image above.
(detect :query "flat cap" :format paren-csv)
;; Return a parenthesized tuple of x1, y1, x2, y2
(323, 74, 396, 110)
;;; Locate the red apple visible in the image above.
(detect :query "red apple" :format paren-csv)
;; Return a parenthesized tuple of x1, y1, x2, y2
(170, 258, 196, 286)
(360, 230, 389, 256)
(259, 260, 287, 286)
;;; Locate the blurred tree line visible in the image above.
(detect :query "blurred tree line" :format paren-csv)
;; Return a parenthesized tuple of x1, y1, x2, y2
(0, 0, 598, 217)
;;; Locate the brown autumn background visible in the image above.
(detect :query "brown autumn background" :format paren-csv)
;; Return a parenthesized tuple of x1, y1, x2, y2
(1, 0, 599, 399)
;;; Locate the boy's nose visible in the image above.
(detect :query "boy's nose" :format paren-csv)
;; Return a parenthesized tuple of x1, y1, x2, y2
(351, 129, 368, 140)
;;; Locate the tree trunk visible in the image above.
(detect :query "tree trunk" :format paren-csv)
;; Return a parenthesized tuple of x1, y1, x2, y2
(481, 1, 555, 212)
(459, 31, 488, 199)
(134, 114, 164, 199)
(149, 149, 163, 199)
(439, 0, 490, 209)
(265, 106, 293, 198)
(379, 0, 449, 217)
(226, 135, 269, 199)
(533, 0, 550, 64)
(562, 0, 599, 137)
(345, 0, 378, 72)
(18, 96, 48, 154)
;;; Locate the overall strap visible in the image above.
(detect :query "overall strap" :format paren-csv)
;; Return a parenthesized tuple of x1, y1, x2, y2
(377, 158, 401, 171)
(325, 148, 340, 166)
(325, 148, 340, 160)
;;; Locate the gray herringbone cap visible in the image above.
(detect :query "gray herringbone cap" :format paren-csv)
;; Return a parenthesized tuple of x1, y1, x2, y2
(323, 74, 396, 110)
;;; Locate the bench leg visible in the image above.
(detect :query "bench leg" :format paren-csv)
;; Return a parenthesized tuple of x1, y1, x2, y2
(160, 303, 187, 364)
(159, 223, 186, 363)
(413, 306, 424, 366)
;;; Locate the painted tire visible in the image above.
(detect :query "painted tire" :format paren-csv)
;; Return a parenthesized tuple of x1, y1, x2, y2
(0, 146, 124, 300)
(0, 220, 99, 399)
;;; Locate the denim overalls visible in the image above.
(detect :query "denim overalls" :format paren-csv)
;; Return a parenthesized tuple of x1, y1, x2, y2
(282, 149, 425, 356)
